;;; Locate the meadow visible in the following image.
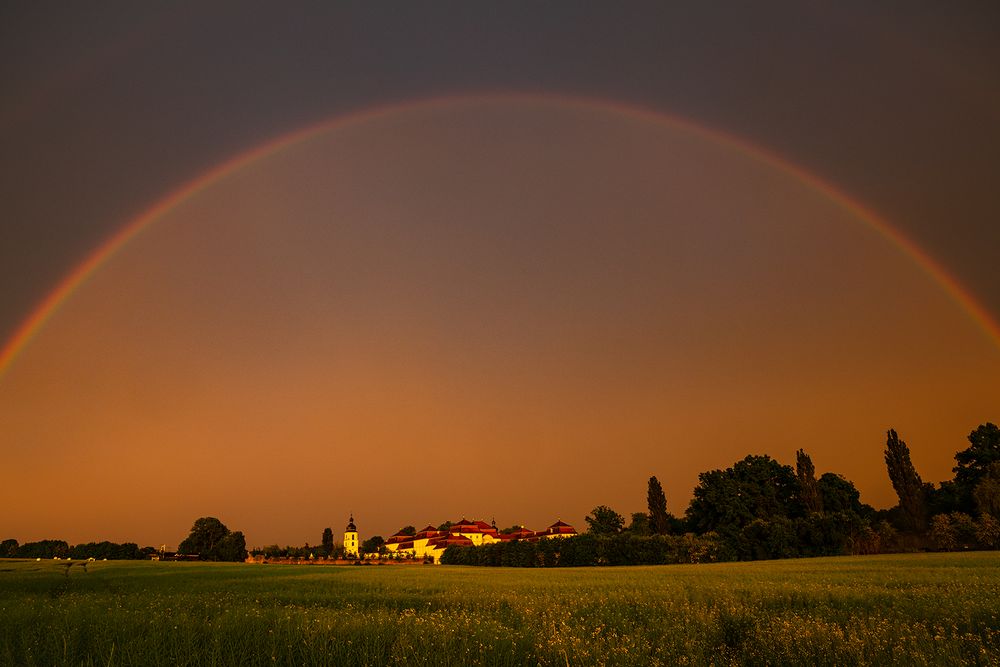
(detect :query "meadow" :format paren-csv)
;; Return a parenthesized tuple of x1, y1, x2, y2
(1, 553, 998, 666)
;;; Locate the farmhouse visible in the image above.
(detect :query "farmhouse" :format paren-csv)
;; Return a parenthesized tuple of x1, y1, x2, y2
(384, 517, 578, 562)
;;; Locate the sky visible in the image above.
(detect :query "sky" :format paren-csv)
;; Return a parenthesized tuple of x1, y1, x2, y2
(1, 2, 999, 548)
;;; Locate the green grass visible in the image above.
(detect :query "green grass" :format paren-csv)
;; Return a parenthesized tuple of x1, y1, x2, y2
(1, 553, 999, 666)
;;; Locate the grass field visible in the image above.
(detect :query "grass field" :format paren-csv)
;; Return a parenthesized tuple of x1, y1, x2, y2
(1, 553, 999, 666)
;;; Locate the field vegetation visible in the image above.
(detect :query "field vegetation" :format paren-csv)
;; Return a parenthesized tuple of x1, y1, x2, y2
(2, 553, 999, 666)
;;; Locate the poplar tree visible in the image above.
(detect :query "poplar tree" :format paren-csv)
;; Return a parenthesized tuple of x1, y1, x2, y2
(321, 527, 334, 556)
(647, 476, 671, 535)
(796, 449, 823, 514)
(884, 429, 927, 531)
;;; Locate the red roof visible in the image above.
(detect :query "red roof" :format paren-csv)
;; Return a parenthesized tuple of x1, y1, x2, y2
(450, 523, 481, 533)
(414, 529, 441, 539)
(427, 535, 474, 548)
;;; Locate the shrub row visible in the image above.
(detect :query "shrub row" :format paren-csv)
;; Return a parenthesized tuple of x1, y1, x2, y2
(440, 533, 720, 567)
(439, 511, 921, 567)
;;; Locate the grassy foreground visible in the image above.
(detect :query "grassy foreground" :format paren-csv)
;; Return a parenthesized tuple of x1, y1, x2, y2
(1, 553, 999, 666)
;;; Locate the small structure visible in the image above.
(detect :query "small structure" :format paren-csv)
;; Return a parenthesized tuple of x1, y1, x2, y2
(344, 515, 359, 558)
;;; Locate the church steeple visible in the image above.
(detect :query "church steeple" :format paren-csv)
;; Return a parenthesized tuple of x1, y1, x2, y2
(344, 514, 359, 558)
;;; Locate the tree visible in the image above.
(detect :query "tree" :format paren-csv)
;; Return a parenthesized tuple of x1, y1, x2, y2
(817, 472, 870, 517)
(976, 513, 1000, 549)
(360, 535, 385, 556)
(796, 449, 823, 514)
(68, 541, 143, 560)
(437, 521, 454, 531)
(949, 512, 978, 548)
(953, 424, 1000, 513)
(321, 528, 334, 556)
(884, 429, 927, 531)
(0, 539, 18, 558)
(215, 532, 247, 562)
(929, 514, 956, 551)
(397, 525, 416, 536)
(686, 455, 801, 533)
(628, 512, 651, 536)
(585, 505, 625, 535)
(178, 517, 245, 561)
(647, 476, 671, 534)
(15, 540, 68, 559)
(973, 462, 1000, 517)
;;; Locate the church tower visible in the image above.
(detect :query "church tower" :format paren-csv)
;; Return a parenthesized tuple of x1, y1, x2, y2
(344, 514, 359, 557)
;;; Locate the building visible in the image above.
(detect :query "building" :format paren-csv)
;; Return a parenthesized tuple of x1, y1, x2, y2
(344, 515, 359, 557)
(384, 517, 578, 563)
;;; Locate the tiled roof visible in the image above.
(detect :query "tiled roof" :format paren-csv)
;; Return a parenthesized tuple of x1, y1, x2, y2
(427, 535, 474, 548)
(414, 529, 440, 539)
(451, 524, 481, 533)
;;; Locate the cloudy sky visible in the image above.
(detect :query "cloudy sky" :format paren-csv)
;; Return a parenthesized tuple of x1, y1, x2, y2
(2, 2, 998, 547)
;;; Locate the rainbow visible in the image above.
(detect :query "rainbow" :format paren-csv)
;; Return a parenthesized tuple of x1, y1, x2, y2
(2, 92, 998, 379)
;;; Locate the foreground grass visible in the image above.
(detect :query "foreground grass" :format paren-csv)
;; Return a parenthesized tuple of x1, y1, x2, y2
(1, 553, 999, 666)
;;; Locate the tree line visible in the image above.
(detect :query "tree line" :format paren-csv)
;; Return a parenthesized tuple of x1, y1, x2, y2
(0, 517, 250, 562)
(0, 539, 150, 560)
(442, 422, 1000, 566)
(252, 527, 349, 560)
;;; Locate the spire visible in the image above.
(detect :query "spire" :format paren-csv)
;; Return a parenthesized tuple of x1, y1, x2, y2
(346, 514, 357, 532)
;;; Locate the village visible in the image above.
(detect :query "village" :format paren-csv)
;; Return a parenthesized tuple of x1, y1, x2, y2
(245, 515, 579, 565)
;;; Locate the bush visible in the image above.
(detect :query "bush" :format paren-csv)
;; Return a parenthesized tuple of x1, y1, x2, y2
(440, 533, 721, 567)
(975, 514, 1000, 549)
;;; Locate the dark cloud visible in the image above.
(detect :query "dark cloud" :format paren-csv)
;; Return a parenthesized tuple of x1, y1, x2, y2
(2, 0, 999, 342)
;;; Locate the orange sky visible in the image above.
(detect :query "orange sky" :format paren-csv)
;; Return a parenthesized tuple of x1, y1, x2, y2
(2, 99, 997, 548)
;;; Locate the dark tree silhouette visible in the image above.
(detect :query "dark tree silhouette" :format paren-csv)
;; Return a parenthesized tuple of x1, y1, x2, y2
(360, 535, 385, 555)
(628, 512, 651, 536)
(178, 517, 246, 561)
(884, 429, 927, 531)
(321, 527, 334, 556)
(952, 423, 1000, 513)
(686, 455, 801, 533)
(647, 476, 671, 534)
(973, 462, 1000, 517)
(956, 423, 1000, 481)
(178, 517, 230, 557)
(796, 449, 823, 514)
(817, 472, 868, 516)
(0, 539, 18, 558)
(585, 505, 625, 535)
(215, 532, 247, 562)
